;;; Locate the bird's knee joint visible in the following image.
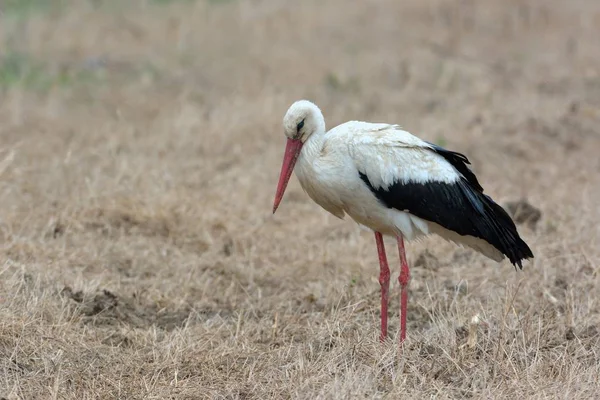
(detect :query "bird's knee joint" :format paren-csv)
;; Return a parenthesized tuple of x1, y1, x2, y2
(398, 270, 410, 287)
(379, 272, 390, 286)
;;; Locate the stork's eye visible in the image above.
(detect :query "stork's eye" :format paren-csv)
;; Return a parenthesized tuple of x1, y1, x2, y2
(296, 119, 305, 132)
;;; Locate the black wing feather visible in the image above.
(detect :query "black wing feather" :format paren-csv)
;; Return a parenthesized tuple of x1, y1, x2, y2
(359, 144, 533, 268)
(426, 142, 483, 192)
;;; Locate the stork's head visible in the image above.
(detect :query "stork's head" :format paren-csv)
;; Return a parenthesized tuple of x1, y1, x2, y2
(282, 100, 326, 142)
(273, 100, 326, 214)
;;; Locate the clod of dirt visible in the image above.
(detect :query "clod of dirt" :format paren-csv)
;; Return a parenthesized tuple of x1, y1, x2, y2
(554, 277, 568, 291)
(419, 343, 443, 357)
(62, 288, 118, 316)
(581, 325, 598, 339)
(61, 286, 84, 302)
(222, 238, 234, 256)
(88, 290, 119, 316)
(61, 286, 192, 331)
(568, 101, 579, 114)
(580, 325, 598, 339)
(304, 294, 317, 303)
(451, 250, 473, 264)
(45, 220, 65, 239)
(295, 294, 325, 314)
(6, 359, 31, 375)
(455, 325, 469, 342)
(579, 263, 595, 276)
(565, 327, 576, 341)
(414, 249, 440, 270)
(314, 338, 336, 352)
(101, 332, 132, 347)
(83, 206, 173, 239)
(504, 199, 542, 229)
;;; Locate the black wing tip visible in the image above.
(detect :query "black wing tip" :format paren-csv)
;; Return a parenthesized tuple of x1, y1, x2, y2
(508, 241, 534, 270)
(487, 200, 534, 270)
(466, 183, 534, 270)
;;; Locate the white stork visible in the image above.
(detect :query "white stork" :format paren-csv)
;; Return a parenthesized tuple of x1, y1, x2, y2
(272, 100, 534, 344)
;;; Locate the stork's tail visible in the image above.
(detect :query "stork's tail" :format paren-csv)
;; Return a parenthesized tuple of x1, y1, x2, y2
(474, 191, 534, 269)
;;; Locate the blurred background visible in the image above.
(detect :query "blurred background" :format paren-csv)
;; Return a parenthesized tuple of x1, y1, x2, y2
(1, 0, 599, 398)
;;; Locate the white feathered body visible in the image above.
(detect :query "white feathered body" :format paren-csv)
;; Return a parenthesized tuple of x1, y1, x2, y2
(294, 121, 505, 262)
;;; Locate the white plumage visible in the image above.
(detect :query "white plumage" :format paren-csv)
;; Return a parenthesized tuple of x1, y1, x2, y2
(273, 99, 533, 343)
(290, 105, 496, 258)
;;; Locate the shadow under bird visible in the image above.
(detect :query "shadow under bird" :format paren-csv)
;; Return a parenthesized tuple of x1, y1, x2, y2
(272, 100, 534, 344)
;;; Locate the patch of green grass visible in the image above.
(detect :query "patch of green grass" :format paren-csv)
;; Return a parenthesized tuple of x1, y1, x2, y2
(149, 0, 197, 4)
(435, 135, 448, 147)
(150, 0, 233, 5)
(206, 0, 236, 4)
(0, 52, 102, 91)
(0, 53, 50, 90)
(325, 72, 343, 91)
(1, 0, 67, 19)
(324, 72, 361, 94)
(0, 52, 166, 92)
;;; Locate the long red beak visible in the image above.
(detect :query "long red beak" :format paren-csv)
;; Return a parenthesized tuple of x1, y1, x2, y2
(273, 138, 303, 214)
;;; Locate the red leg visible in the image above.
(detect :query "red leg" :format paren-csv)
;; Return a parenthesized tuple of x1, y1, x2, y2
(374, 232, 390, 342)
(397, 235, 410, 343)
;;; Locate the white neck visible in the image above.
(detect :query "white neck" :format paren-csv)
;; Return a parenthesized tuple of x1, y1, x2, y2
(300, 126, 326, 164)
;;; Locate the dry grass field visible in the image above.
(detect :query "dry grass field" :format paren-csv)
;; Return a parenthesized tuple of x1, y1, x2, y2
(1, 0, 600, 398)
